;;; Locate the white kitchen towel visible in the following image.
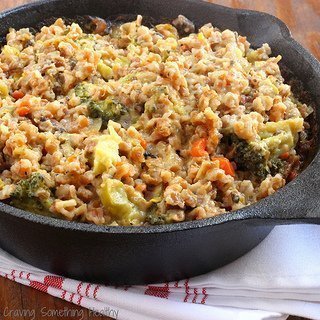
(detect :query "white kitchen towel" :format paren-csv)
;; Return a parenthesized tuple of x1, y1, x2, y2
(1, 224, 320, 320)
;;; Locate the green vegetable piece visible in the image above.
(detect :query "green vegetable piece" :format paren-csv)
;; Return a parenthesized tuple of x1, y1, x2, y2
(11, 197, 53, 217)
(74, 82, 94, 101)
(259, 118, 304, 139)
(233, 136, 288, 179)
(233, 136, 270, 179)
(268, 157, 285, 176)
(232, 118, 303, 179)
(97, 61, 113, 80)
(74, 82, 129, 129)
(10, 172, 53, 215)
(12, 172, 47, 199)
(145, 204, 166, 225)
(88, 99, 127, 129)
(98, 178, 145, 226)
(93, 125, 121, 175)
(259, 118, 304, 157)
(0, 80, 9, 98)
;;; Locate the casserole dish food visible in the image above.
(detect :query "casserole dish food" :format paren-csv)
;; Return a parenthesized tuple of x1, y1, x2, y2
(0, 13, 313, 227)
(0, 0, 319, 284)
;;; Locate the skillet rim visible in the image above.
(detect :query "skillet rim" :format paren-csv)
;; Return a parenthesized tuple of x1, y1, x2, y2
(0, 0, 319, 234)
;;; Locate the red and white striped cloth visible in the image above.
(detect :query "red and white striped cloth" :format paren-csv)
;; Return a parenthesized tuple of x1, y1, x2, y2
(1, 224, 320, 320)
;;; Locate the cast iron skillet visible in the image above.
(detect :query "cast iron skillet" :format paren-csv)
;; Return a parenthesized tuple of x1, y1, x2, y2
(0, 0, 319, 285)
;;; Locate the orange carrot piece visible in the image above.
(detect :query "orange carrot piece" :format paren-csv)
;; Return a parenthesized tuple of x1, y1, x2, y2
(12, 90, 25, 100)
(280, 152, 290, 160)
(16, 99, 31, 116)
(16, 106, 30, 116)
(139, 138, 147, 149)
(212, 157, 235, 177)
(190, 138, 207, 157)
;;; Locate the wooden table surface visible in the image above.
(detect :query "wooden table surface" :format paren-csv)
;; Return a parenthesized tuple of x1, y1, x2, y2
(0, 0, 319, 319)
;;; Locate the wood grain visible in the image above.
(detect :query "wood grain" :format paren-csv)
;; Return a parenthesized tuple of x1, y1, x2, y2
(0, 0, 318, 319)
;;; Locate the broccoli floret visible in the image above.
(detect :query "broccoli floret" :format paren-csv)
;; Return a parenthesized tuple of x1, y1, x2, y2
(10, 197, 53, 217)
(232, 136, 268, 178)
(10, 173, 53, 215)
(268, 157, 285, 176)
(88, 99, 127, 129)
(230, 118, 303, 180)
(145, 204, 166, 225)
(12, 172, 47, 199)
(74, 82, 91, 101)
(74, 82, 129, 129)
(232, 136, 285, 179)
